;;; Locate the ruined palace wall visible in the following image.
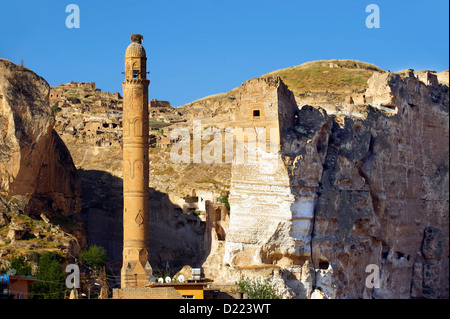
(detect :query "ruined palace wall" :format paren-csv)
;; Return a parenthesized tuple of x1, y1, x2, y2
(224, 77, 309, 268)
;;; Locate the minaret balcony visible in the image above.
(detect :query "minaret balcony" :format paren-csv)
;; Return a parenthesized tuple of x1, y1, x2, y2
(123, 79, 150, 85)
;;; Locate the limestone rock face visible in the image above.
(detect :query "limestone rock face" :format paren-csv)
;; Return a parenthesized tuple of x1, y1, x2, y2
(224, 77, 305, 268)
(202, 71, 448, 299)
(0, 59, 81, 217)
(312, 73, 448, 299)
(7, 221, 29, 242)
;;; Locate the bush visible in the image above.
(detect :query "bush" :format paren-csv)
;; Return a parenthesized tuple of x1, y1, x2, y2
(234, 275, 282, 299)
(217, 194, 230, 211)
(79, 245, 108, 270)
(9, 255, 32, 276)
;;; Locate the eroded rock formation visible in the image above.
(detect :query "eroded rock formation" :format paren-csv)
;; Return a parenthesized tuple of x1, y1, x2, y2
(0, 59, 84, 266)
(202, 71, 449, 299)
(0, 59, 81, 218)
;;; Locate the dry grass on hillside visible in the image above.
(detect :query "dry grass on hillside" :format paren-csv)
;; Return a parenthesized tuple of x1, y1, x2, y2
(261, 59, 383, 96)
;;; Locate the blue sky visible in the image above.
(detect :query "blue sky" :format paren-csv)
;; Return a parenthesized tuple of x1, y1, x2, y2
(0, 0, 448, 106)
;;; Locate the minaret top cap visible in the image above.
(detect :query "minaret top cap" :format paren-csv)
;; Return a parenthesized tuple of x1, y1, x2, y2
(130, 34, 143, 44)
(125, 34, 146, 58)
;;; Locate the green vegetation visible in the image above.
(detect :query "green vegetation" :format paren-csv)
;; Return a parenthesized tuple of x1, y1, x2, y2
(194, 178, 222, 185)
(5, 255, 32, 276)
(234, 275, 282, 299)
(79, 245, 108, 270)
(154, 166, 174, 175)
(217, 194, 230, 211)
(51, 104, 61, 113)
(153, 266, 172, 279)
(49, 215, 81, 232)
(0, 252, 68, 299)
(192, 210, 203, 216)
(31, 252, 67, 299)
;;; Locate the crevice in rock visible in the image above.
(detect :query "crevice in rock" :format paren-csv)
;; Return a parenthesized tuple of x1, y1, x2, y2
(356, 134, 381, 216)
(310, 116, 333, 290)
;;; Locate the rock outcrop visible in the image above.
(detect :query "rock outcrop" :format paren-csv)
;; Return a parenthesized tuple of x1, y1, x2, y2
(0, 193, 81, 271)
(311, 72, 448, 299)
(201, 71, 449, 299)
(0, 59, 84, 266)
(0, 59, 82, 218)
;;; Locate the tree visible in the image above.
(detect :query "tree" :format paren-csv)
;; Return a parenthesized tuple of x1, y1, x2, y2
(31, 252, 66, 299)
(79, 245, 108, 270)
(78, 245, 109, 299)
(9, 255, 32, 276)
(234, 275, 282, 299)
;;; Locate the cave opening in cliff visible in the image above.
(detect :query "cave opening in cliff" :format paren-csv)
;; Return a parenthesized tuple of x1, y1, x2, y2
(319, 260, 330, 270)
(396, 251, 405, 260)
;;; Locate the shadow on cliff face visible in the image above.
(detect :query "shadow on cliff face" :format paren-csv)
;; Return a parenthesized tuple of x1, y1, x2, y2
(77, 169, 207, 279)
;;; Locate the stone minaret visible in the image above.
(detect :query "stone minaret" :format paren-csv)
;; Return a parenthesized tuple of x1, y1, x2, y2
(121, 34, 152, 288)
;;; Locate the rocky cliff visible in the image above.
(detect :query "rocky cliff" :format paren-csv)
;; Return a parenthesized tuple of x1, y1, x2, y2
(0, 59, 82, 218)
(0, 59, 84, 266)
(312, 71, 448, 299)
(201, 70, 448, 299)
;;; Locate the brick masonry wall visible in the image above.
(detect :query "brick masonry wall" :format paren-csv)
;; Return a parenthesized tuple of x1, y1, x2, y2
(113, 287, 183, 299)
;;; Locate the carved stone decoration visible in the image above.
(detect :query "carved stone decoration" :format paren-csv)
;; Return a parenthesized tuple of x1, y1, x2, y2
(135, 210, 144, 226)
